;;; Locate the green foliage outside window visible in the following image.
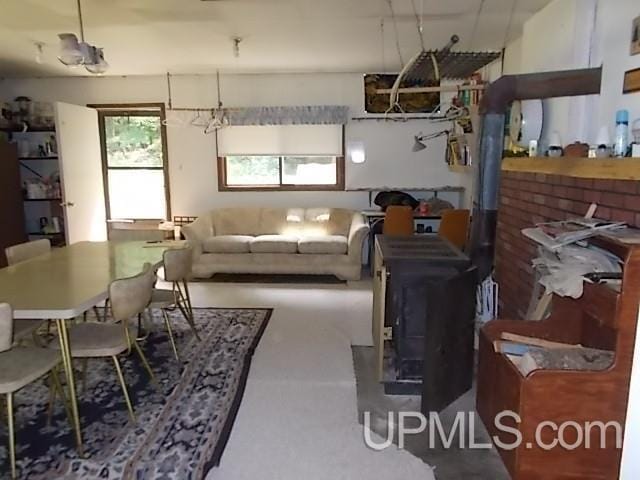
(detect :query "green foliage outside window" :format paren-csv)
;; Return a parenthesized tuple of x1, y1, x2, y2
(105, 116, 162, 167)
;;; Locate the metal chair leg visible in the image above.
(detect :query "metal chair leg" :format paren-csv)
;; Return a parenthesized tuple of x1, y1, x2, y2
(47, 365, 72, 427)
(132, 340, 156, 384)
(102, 299, 110, 322)
(176, 281, 201, 342)
(112, 356, 135, 423)
(55, 318, 83, 455)
(46, 371, 56, 425)
(162, 309, 180, 361)
(182, 280, 195, 318)
(80, 358, 89, 393)
(7, 392, 16, 479)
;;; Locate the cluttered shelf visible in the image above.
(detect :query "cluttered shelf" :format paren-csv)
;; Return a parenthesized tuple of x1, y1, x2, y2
(502, 157, 640, 180)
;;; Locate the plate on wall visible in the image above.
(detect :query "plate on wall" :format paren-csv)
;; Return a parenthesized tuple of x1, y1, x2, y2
(509, 99, 543, 148)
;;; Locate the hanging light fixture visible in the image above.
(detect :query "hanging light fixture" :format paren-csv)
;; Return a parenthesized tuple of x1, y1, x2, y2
(232, 37, 242, 58)
(57, 33, 84, 66)
(84, 46, 109, 74)
(57, 0, 108, 74)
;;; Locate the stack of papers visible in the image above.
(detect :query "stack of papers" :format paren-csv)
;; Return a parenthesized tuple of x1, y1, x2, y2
(522, 218, 626, 251)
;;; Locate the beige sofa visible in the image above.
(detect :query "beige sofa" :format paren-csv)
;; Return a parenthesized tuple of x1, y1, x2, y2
(182, 207, 369, 281)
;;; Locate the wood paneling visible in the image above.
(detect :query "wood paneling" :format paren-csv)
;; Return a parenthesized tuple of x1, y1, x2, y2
(0, 141, 27, 267)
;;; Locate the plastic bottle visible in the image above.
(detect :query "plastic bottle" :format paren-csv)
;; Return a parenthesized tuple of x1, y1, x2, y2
(614, 109, 629, 157)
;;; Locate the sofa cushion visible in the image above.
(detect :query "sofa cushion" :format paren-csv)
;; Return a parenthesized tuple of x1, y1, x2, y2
(304, 208, 353, 236)
(212, 208, 262, 236)
(298, 236, 348, 254)
(250, 235, 299, 254)
(203, 235, 254, 253)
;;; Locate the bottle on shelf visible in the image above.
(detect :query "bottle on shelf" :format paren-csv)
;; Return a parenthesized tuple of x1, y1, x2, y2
(614, 109, 630, 158)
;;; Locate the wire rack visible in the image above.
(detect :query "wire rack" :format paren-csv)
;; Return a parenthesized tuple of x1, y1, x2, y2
(404, 50, 502, 82)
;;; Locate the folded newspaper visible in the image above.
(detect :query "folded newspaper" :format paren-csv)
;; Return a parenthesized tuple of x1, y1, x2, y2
(522, 218, 626, 251)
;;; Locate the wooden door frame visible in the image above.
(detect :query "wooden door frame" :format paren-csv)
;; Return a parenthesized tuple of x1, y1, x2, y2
(89, 103, 171, 221)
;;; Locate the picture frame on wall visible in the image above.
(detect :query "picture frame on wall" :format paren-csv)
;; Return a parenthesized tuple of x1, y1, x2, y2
(623, 68, 640, 94)
(632, 15, 640, 56)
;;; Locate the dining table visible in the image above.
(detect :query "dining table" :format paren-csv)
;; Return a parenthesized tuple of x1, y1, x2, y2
(0, 241, 173, 455)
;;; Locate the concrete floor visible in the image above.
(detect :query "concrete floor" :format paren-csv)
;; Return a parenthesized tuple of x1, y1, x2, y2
(183, 276, 509, 479)
(352, 346, 510, 480)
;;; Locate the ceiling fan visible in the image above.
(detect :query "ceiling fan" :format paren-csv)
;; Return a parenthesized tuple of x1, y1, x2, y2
(57, 0, 108, 74)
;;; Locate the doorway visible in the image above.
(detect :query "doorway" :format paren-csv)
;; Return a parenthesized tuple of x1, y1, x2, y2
(95, 103, 171, 223)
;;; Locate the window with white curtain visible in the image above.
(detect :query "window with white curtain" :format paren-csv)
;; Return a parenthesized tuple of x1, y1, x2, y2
(217, 125, 344, 191)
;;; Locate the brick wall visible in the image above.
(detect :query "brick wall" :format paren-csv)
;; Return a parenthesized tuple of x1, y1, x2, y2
(495, 171, 640, 319)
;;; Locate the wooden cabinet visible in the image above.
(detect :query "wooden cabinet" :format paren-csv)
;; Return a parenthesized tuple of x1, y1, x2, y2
(477, 236, 639, 479)
(372, 234, 477, 411)
(0, 141, 27, 267)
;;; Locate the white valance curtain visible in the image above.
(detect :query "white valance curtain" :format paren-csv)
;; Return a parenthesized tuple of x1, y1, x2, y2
(225, 105, 349, 126)
(217, 124, 343, 156)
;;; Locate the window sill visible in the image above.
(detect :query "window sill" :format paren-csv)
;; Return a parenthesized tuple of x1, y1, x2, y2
(218, 185, 345, 192)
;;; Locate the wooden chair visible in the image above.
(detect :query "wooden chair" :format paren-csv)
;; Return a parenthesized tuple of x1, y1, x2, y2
(147, 247, 201, 361)
(477, 236, 639, 479)
(383, 206, 414, 236)
(438, 209, 470, 250)
(50, 264, 156, 424)
(0, 303, 65, 479)
(4, 240, 51, 344)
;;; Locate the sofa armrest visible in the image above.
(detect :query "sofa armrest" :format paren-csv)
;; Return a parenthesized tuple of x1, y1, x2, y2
(348, 212, 369, 262)
(182, 215, 214, 259)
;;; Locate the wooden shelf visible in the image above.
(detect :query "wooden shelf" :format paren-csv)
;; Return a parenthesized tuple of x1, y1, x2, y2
(502, 157, 640, 180)
(0, 127, 55, 133)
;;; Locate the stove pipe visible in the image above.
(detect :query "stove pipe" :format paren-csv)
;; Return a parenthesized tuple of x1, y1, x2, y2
(468, 67, 602, 279)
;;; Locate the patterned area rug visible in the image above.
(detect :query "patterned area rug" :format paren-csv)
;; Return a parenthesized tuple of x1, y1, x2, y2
(0, 307, 271, 480)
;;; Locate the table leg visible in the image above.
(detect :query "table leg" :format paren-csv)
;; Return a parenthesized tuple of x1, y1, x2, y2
(55, 319, 83, 455)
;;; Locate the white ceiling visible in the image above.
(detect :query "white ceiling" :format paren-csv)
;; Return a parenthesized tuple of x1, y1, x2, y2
(0, 0, 551, 77)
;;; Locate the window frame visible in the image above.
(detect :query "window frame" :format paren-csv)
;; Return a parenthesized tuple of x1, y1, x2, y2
(217, 155, 345, 192)
(93, 103, 171, 221)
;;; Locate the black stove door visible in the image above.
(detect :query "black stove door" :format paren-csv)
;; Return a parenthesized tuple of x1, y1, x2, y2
(421, 266, 478, 413)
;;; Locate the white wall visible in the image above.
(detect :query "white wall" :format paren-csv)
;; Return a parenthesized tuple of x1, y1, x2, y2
(516, 0, 640, 148)
(345, 120, 459, 189)
(520, 0, 598, 147)
(588, 0, 640, 144)
(0, 73, 467, 216)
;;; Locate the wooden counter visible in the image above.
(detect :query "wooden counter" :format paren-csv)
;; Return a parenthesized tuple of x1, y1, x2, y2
(502, 157, 640, 180)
